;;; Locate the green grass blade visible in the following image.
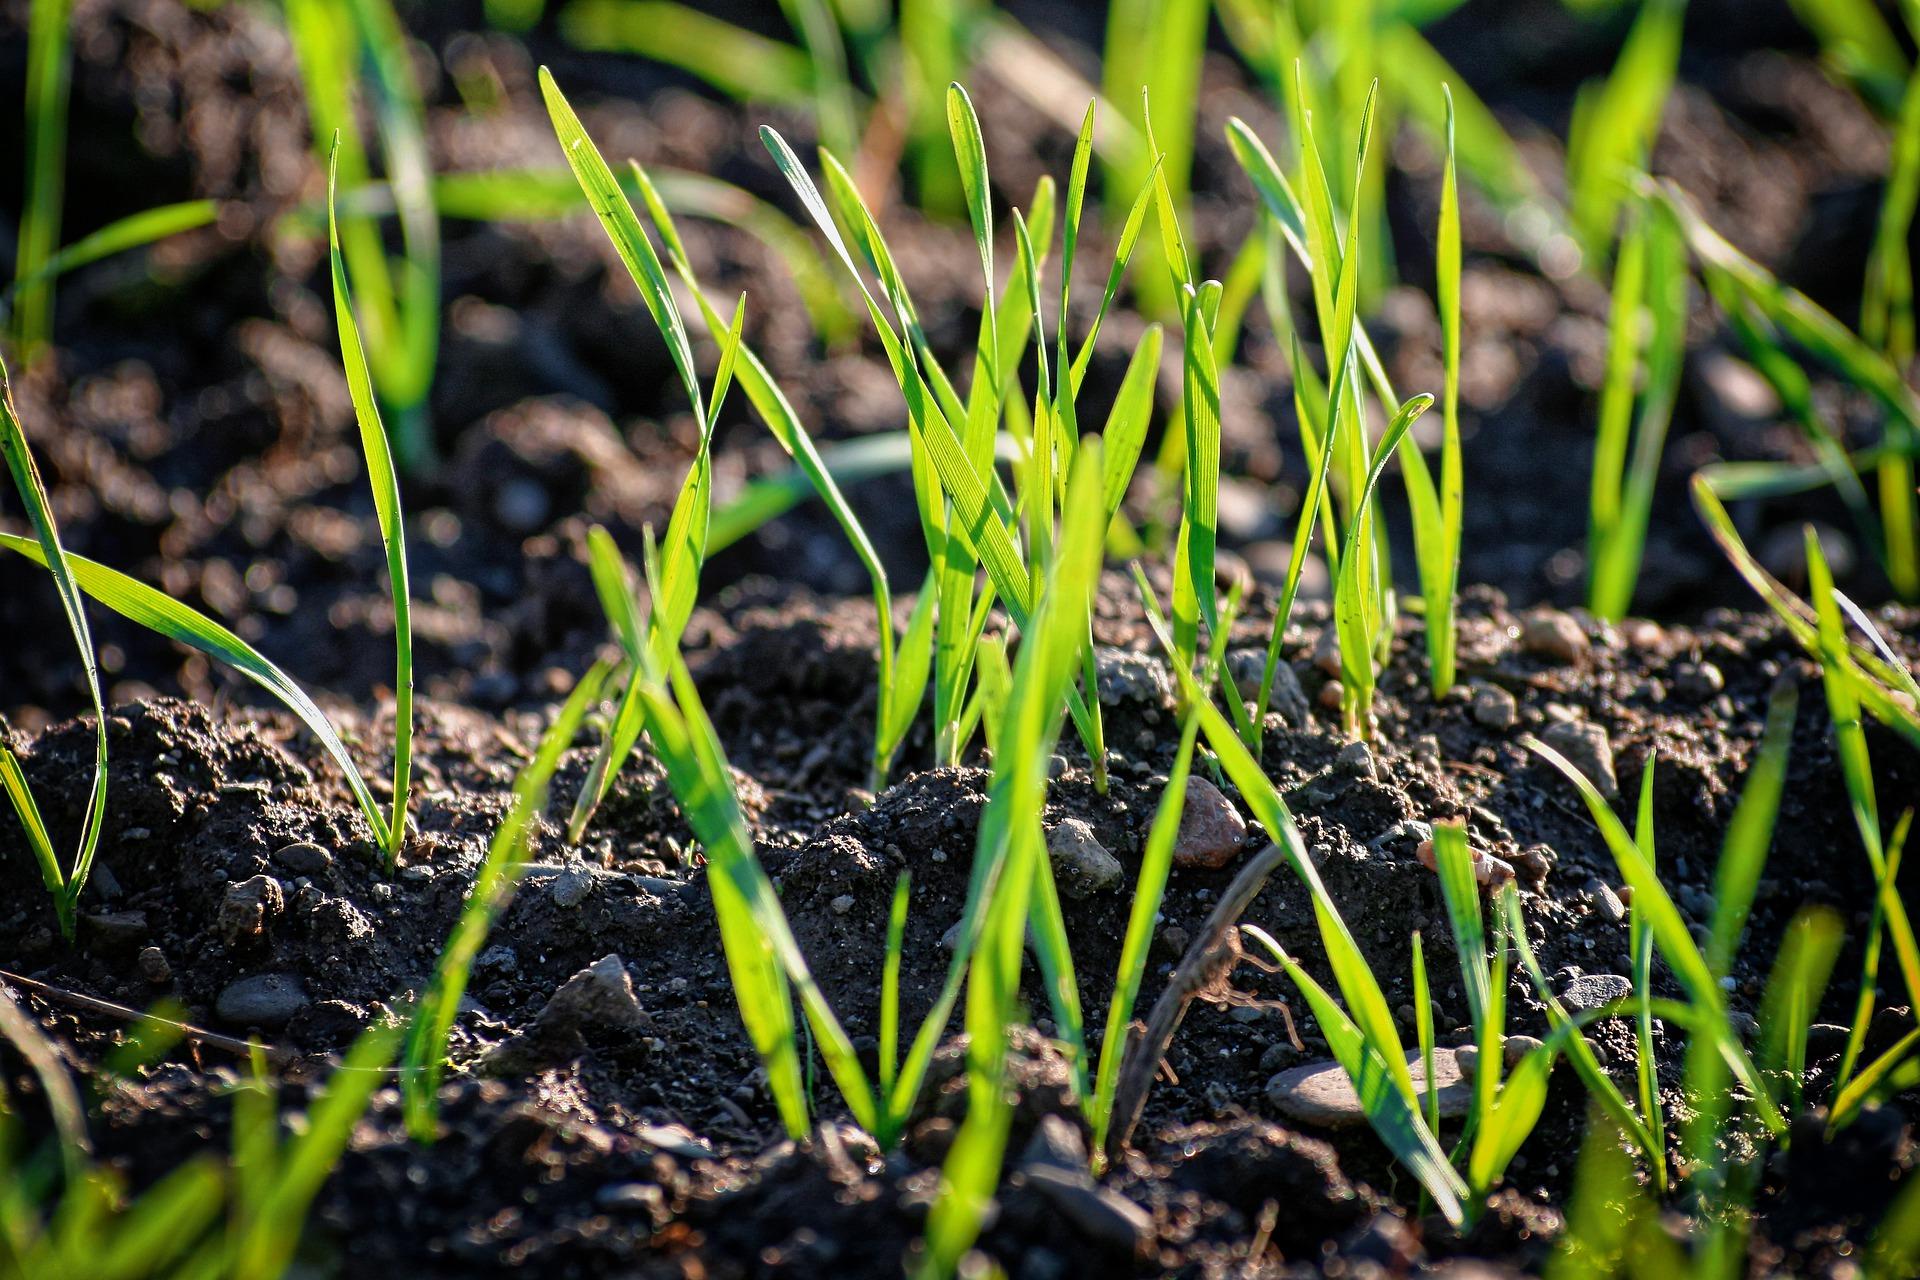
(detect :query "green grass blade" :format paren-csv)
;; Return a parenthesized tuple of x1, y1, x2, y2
(1412, 931, 1439, 1134)
(1336, 395, 1434, 733)
(0, 355, 108, 937)
(1098, 325, 1164, 519)
(1706, 682, 1799, 980)
(1758, 907, 1844, 1117)
(1526, 731, 1786, 1135)
(1589, 201, 1685, 621)
(1830, 1026, 1920, 1131)
(1431, 86, 1464, 696)
(0, 531, 389, 849)
(1630, 761, 1668, 1191)
(5, 199, 220, 296)
(11, 0, 73, 354)
(403, 662, 607, 1138)
(539, 69, 707, 428)
(1090, 712, 1199, 1153)
(558, 0, 815, 105)
(1431, 821, 1490, 1029)
(1242, 925, 1466, 1224)
(1837, 814, 1914, 1095)
(880, 871, 910, 1096)
(1565, 0, 1684, 254)
(328, 145, 414, 867)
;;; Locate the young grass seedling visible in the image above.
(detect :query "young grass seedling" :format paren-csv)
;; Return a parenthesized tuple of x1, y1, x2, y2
(919, 445, 1110, 1274)
(286, 0, 441, 471)
(0, 354, 108, 942)
(9, 0, 73, 356)
(1588, 197, 1687, 622)
(1565, 0, 1685, 257)
(327, 143, 416, 869)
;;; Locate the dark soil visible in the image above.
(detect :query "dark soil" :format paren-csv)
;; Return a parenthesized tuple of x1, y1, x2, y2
(1, 0, 1917, 1276)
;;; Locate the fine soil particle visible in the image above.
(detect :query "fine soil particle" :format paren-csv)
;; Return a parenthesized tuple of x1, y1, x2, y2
(1, 0, 1918, 1275)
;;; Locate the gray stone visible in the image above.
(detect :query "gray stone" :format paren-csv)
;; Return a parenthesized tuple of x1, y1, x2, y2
(1021, 1113, 1088, 1171)
(1022, 1163, 1153, 1258)
(1559, 972, 1633, 1013)
(1094, 649, 1174, 710)
(1047, 819, 1124, 898)
(1522, 610, 1590, 664)
(80, 910, 149, 952)
(1225, 648, 1310, 727)
(547, 866, 594, 909)
(216, 973, 310, 1028)
(1540, 720, 1619, 799)
(1471, 684, 1518, 730)
(1172, 776, 1247, 870)
(1334, 741, 1375, 780)
(830, 894, 856, 915)
(482, 954, 650, 1074)
(218, 875, 284, 946)
(1267, 1050, 1468, 1127)
(136, 946, 171, 984)
(272, 841, 333, 877)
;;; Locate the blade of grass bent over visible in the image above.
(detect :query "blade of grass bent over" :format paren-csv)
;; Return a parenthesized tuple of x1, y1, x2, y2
(0, 354, 109, 939)
(0, 532, 389, 850)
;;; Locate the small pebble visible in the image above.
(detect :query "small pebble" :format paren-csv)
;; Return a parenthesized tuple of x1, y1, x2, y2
(216, 973, 310, 1028)
(1172, 776, 1248, 870)
(829, 894, 856, 915)
(1268, 1050, 1469, 1126)
(1539, 720, 1619, 799)
(136, 946, 171, 985)
(1521, 610, 1590, 664)
(1312, 628, 1341, 677)
(1046, 818, 1124, 898)
(217, 876, 284, 947)
(273, 841, 332, 876)
(1471, 684, 1518, 730)
(1558, 973, 1633, 1013)
(1674, 662, 1725, 699)
(547, 867, 593, 909)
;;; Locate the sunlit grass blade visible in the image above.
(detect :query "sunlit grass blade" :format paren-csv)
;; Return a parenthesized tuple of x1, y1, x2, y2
(1431, 821, 1490, 1028)
(1336, 395, 1435, 733)
(1525, 730, 1786, 1137)
(10, 0, 73, 355)
(0, 356, 108, 941)
(540, 70, 707, 427)
(0, 531, 390, 850)
(1692, 473, 1920, 747)
(1430, 86, 1465, 695)
(1629, 761, 1668, 1192)
(4, 199, 220, 298)
(1589, 199, 1686, 621)
(1829, 1026, 1920, 1131)
(328, 144, 414, 869)
(402, 662, 607, 1140)
(558, 0, 815, 107)
(1412, 931, 1439, 1134)
(879, 870, 910, 1097)
(1090, 711, 1198, 1156)
(1837, 813, 1913, 1095)
(1757, 907, 1844, 1117)
(1565, 0, 1683, 255)
(1241, 924, 1465, 1225)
